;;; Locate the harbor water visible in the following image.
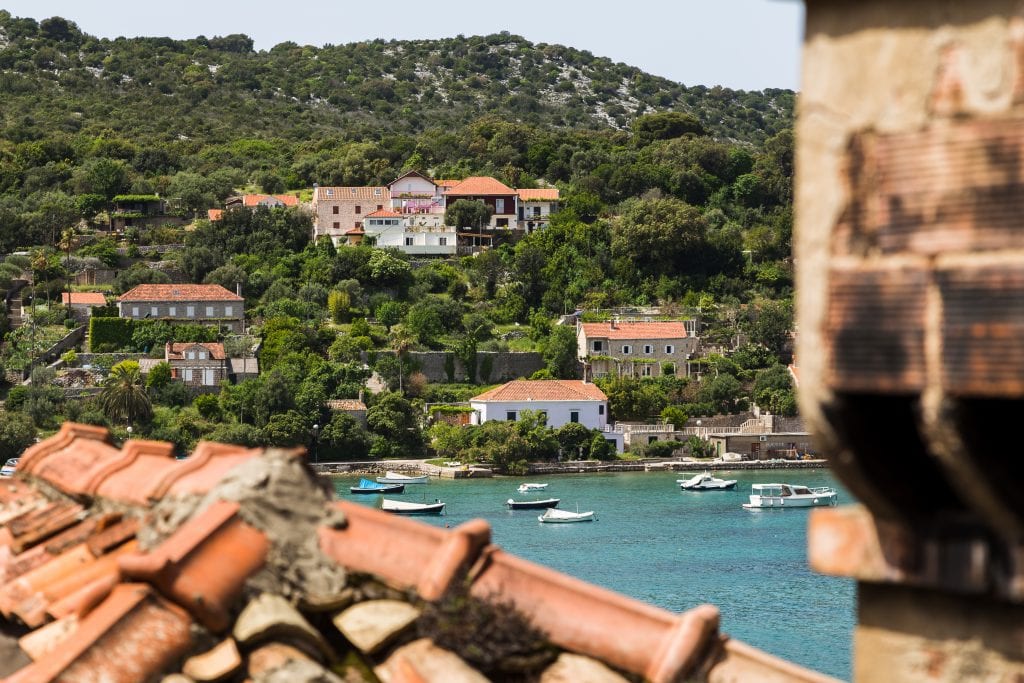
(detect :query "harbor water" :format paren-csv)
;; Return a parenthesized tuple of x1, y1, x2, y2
(332, 469, 854, 680)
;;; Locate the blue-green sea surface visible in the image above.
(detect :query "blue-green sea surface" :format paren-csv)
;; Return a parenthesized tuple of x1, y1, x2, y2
(332, 469, 854, 681)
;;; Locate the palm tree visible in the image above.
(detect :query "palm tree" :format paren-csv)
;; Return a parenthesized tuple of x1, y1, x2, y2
(99, 360, 153, 428)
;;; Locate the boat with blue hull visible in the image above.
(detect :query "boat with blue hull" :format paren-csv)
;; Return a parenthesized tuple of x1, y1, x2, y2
(350, 478, 405, 494)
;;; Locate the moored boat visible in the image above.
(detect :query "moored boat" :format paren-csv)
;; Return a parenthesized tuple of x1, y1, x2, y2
(517, 482, 548, 493)
(350, 478, 404, 494)
(538, 507, 596, 523)
(381, 498, 445, 515)
(678, 472, 738, 491)
(506, 498, 560, 510)
(376, 471, 429, 484)
(0, 458, 17, 478)
(742, 483, 837, 509)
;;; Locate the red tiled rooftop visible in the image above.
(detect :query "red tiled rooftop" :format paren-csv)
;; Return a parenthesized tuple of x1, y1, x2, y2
(166, 342, 227, 361)
(241, 194, 299, 207)
(580, 321, 689, 340)
(117, 284, 243, 302)
(364, 209, 404, 218)
(517, 188, 560, 201)
(61, 292, 106, 306)
(470, 379, 608, 402)
(444, 176, 516, 196)
(207, 208, 224, 221)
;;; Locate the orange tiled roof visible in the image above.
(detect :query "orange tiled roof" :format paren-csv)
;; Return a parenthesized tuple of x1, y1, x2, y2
(517, 188, 560, 201)
(364, 209, 403, 218)
(444, 176, 516, 196)
(240, 194, 299, 207)
(207, 208, 224, 221)
(0, 422, 834, 682)
(580, 321, 689, 340)
(61, 292, 106, 306)
(314, 186, 390, 201)
(118, 284, 243, 302)
(166, 342, 226, 360)
(471, 379, 607, 402)
(345, 227, 365, 235)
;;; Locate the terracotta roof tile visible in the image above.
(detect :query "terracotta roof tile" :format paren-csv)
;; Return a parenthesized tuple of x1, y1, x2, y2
(517, 188, 560, 201)
(166, 342, 227, 361)
(315, 186, 390, 201)
(241, 194, 300, 207)
(365, 209, 404, 218)
(117, 284, 243, 303)
(89, 441, 179, 505)
(470, 379, 607, 402)
(444, 176, 516, 196)
(155, 441, 261, 498)
(207, 208, 224, 221)
(345, 227, 365, 235)
(61, 292, 106, 306)
(580, 321, 689, 340)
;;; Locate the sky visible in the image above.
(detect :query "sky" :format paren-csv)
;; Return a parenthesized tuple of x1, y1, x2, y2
(1, 1, 804, 92)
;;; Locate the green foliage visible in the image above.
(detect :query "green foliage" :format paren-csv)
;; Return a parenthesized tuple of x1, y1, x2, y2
(320, 412, 372, 460)
(632, 112, 705, 146)
(88, 317, 133, 352)
(0, 411, 37, 461)
(445, 199, 492, 229)
(193, 394, 223, 421)
(752, 364, 798, 416)
(660, 405, 689, 429)
(99, 360, 152, 426)
(595, 376, 669, 421)
(541, 325, 579, 379)
(642, 440, 681, 458)
(146, 361, 172, 389)
(697, 374, 745, 414)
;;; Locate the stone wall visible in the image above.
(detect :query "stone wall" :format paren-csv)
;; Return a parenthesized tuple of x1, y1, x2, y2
(368, 351, 545, 384)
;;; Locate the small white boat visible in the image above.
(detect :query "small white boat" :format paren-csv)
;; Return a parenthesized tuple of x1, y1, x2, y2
(678, 472, 737, 491)
(381, 498, 445, 515)
(742, 483, 838, 509)
(506, 498, 560, 510)
(376, 471, 429, 484)
(0, 458, 17, 478)
(538, 507, 596, 523)
(517, 482, 548, 493)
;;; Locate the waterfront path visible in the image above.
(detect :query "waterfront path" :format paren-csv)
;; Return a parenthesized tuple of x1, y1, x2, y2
(311, 458, 830, 476)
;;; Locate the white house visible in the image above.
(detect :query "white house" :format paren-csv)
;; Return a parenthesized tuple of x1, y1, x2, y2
(363, 209, 457, 256)
(469, 380, 608, 430)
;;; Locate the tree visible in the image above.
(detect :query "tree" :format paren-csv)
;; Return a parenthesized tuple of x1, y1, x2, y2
(99, 360, 153, 427)
(751, 300, 794, 359)
(632, 112, 705, 146)
(260, 410, 312, 447)
(366, 392, 424, 457)
(542, 325, 580, 379)
(146, 361, 173, 390)
(611, 197, 708, 285)
(328, 290, 351, 324)
(698, 374, 743, 414)
(660, 405, 689, 430)
(320, 412, 372, 460)
(445, 199, 492, 230)
(375, 300, 406, 331)
(0, 411, 37, 462)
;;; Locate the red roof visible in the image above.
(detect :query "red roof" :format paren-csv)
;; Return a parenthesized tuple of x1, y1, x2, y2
(580, 321, 688, 340)
(364, 209, 403, 218)
(118, 284, 243, 303)
(62, 292, 106, 306)
(345, 227, 365, 235)
(241, 194, 299, 207)
(471, 380, 607, 402)
(166, 342, 226, 361)
(207, 209, 224, 221)
(517, 188, 560, 201)
(444, 176, 516, 196)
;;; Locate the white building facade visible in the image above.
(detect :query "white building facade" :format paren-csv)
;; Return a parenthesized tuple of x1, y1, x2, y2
(469, 380, 608, 430)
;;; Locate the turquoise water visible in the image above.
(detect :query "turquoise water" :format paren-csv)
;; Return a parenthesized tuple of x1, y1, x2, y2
(331, 469, 854, 680)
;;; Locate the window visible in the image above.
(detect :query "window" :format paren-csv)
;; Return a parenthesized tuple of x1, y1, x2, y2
(539, 411, 548, 425)
(592, 340, 603, 352)
(151, 306, 158, 317)
(621, 345, 632, 354)
(644, 344, 653, 354)
(506, 411, 517, 421)
(665, 344, 674, 354)
(405, 237, 414, 246)
(131, 306, 139, 317)
(377, 204, 383, 210)
(184, 369, 193, 381)
(333, 222, 340, 229)
(533, 206, 541, 217)
(187, 306, 195, 317)
(439, 237, 447, 246)
(570, 411, 579, 423)
(374, 188, 381, 196)
(206, 306, 214, 317)
(642, 365, 653, 377)
(224, 306, 233, 317)
(355, 206, 361, 214)
(169, 307, 176, 316)
(332, 206, 339, 214)
(599, 404, 605, 415)
(325, 189, 333, 197)
(203, 369, 215, 386)
(495, 198, 505, 214)
(187, 351, 195, 360)
(496, 217, 508, 227)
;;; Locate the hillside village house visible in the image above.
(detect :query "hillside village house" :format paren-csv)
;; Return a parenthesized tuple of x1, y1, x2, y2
(209, 193, 301, 222)
(61, 292, 107, 321)
(443, 176, 519, 230)
(117, 284, 245, 333)
(578, 320, 699, 379)
(138, 342, 259, 388)
(109, 194, 186, 231)
(517, 188, 560, 232)
(311, 186, 389, 245)
(469, 379, 608, 430)
(362, 209, 457, 256)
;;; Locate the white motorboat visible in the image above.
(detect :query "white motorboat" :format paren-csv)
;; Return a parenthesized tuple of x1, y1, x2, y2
(538, 507, 596, 523)
(517, 482, 548, 493)
(678, 472, 738, 491)
(381, 498, 445, 515)
(742, 483, 837, 509)
(0, 458, 17, 478)
(376, 471, 429, 484)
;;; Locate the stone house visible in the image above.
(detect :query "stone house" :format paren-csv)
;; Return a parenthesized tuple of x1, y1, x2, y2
(61, 292, 107, 321)
(117, 284, 245, 333)
(163, 342, 229, 387)
(469, 379, 608, 430)
(327, 398, 368, 426)
(443, 176, 519, 230)
(225, 194, 300, 209)
(311, 186, 390, 246)
(577, 320, 699, 379)
(108, 194, 186, 231)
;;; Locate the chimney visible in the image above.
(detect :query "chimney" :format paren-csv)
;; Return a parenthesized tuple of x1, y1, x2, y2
(610, 316, 618, 329)
(236, 282, 242, 298)
(358, 389, 365, 404)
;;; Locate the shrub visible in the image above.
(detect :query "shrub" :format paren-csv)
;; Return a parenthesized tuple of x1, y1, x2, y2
(88, 317, 134, 352)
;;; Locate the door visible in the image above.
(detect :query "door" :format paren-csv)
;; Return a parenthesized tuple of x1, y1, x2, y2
(203, 369, 215, 386)
(750, 442, 761, 459)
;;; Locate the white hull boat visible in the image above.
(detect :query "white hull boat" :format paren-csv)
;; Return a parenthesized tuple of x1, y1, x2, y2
(538, 507, 596, 523)
(517, 483, 548, 494)
(376, 471, 429, 484)
(381, 498, 445, 515)
(678, 472, 737, 491)
(0, 458, 18, 478)
(742, 483, 838, 509)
